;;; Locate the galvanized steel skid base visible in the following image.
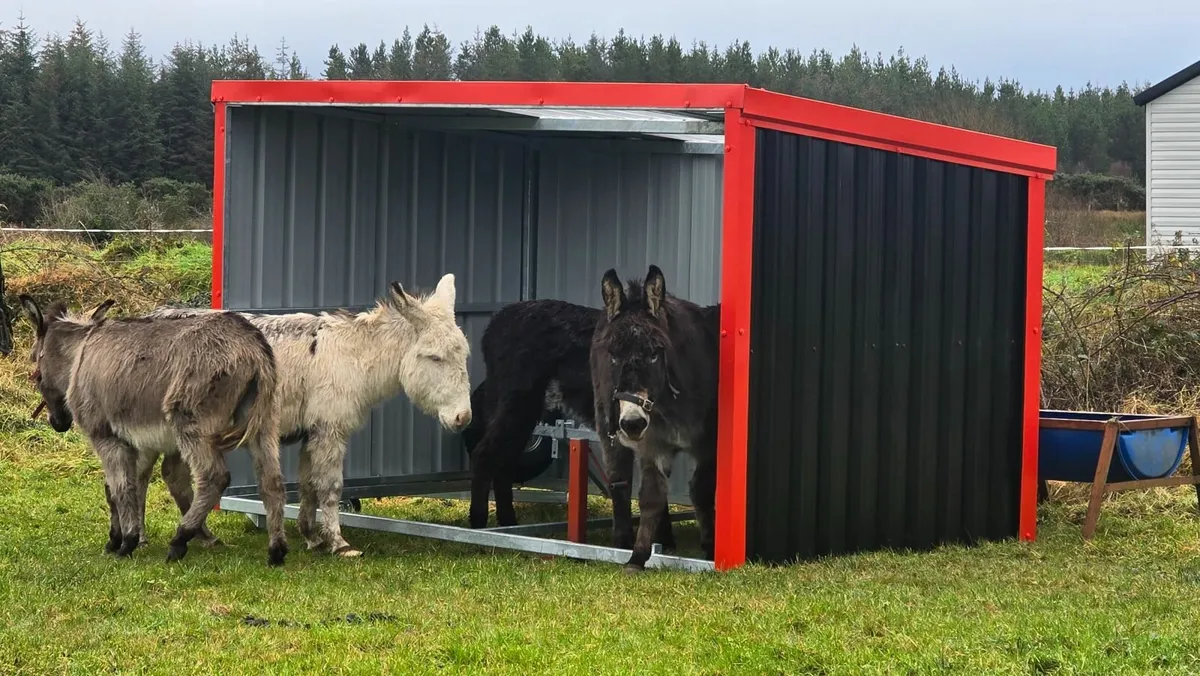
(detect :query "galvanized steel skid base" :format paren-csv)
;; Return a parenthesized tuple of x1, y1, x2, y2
(219, 496, 715, 573)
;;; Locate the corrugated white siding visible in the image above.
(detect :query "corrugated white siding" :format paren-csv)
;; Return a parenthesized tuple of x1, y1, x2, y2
(1147, 75, 1200, 250)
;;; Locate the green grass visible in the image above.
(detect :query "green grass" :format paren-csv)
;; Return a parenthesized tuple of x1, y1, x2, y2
(5, 379, 1200, 673)
(8, 230, 1200, 673)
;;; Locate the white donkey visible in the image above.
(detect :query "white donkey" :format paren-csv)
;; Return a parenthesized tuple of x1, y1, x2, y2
(148, 275, 472, 556)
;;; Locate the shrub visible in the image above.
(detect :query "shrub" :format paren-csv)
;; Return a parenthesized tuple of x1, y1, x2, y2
(0, 173, 55, 225)
(1048, 172, 1146, 212)
(1041, 253, 1200, 412)
(140, 178, 211, 224)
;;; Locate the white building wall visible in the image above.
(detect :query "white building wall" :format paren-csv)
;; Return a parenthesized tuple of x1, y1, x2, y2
(1147, 75, 1200, 251)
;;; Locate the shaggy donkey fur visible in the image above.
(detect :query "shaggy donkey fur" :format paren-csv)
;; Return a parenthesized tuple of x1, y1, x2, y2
(590, 265, 721, 571)
(20, 296, 289, 566)
(147, 275, 472, 557)
(460, 298, 650, 548)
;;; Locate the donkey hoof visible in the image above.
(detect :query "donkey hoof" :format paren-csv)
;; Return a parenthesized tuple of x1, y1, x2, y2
(165, 544, 189, 563)
(334, 546, 363, 558)
(622, 563, 646, 575)
(268, 543, 289, 567)
(115, 534, 140, 557)
(199, 537, 225, 549)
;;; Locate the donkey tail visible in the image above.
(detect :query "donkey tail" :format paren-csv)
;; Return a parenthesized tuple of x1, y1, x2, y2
(213, 329, 279, 454)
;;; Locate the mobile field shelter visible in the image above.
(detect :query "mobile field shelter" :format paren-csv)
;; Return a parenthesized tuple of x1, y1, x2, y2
(211, 80, 1056, 571)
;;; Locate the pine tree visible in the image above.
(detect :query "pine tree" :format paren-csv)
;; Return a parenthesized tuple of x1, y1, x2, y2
(583, 34, 609, 81)
(348, 42, 374, 79)
(271, 37, 291, 79)
(555, 37, 589, 81)
(516, 27, 557, 81)
(323, 45, 348, 79)
(28, 36, 70, 181)
(156, 42, 216, 185)
(412, 25, 452, 80)
(287, 51, 308, 79)
(58, 20, 109, 182)
(0, 14, 42, 176)
(224, 33, 268, 78)
(107, 29, 163, 182)
(386, 30, 413, 79)
(371, 41, 389, 78)
(608, 29, 647, 82)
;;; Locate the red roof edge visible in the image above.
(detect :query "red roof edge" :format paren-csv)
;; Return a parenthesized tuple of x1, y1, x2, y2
(741, 87, 1058, 179)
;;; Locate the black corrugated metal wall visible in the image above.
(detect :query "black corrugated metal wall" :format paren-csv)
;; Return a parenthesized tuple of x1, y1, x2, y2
(746, 129, 1029, 563)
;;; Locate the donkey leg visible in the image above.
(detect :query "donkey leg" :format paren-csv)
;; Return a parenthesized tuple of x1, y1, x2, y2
(309, 426, 358, 557)
(471, 395, 544, 529)
(625, 456, 670, 573)
(248, 435, 289, 567)
(168, 437, 231, 563)
(133, 450, 159, 547)
(103, 483, 122, 554)
(161, 453, 222, 548)
(296, 442, 325, 551)
(93, 437, 142, 558)
(599, 438, 636, 550)
(689, 454, 718, 560)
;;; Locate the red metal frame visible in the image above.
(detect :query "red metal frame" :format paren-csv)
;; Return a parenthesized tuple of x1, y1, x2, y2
(211, 101, 226, 310)
(211, 80, 746, 110)
(740, 88, 1057, 179)
(714, 109, 756, 570)
(1020, 179, 1047, 541)
(209, 79, 1056, 569)
(567, 440, 589, 543)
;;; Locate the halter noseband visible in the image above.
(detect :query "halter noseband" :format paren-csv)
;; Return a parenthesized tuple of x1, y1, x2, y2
(614, 390, 655, 413)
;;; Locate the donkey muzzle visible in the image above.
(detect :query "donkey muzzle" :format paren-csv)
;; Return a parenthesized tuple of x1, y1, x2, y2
(614, 391, 654, 441)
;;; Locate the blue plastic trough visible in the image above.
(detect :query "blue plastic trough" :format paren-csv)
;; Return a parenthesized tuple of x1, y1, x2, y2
(1039, 410, 1191, 484)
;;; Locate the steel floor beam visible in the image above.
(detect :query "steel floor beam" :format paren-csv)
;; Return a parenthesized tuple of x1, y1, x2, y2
(219, 496, 714, 573)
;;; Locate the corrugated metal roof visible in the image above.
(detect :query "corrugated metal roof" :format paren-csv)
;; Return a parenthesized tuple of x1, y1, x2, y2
(492, 107, 719, 123)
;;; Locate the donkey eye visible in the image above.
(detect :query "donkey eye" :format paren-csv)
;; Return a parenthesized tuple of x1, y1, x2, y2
(610, 356, 618, 365)
(649, 355, 659, 364)
(428, 355, 443, 363)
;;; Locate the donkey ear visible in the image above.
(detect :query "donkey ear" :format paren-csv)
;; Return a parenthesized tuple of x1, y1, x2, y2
(644, 265, 666, 317)
(433, 273, 457, 307)
(388, 281, 415, 310)
(601, 269, 625, 320)
(18, 295, 43, 335)
(90, 299, 116, 322)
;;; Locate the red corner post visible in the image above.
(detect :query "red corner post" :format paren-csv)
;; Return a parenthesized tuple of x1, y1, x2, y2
(1019, 177, 1047, 541)
(210, 101, 227, 513)
(713, 108, 757, 571)
(567, 440, 589, 543)
(211, 101, 227, 312)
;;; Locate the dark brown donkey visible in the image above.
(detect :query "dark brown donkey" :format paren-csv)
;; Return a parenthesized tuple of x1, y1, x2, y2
(589, 265, 721, 572)
(19, 296, 290, 566)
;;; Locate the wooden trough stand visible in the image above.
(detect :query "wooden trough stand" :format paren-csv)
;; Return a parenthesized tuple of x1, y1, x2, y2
(1038, 410, 1200, 539)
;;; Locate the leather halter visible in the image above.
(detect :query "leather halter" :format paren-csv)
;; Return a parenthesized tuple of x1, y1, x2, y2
(614, 390, 655, 413)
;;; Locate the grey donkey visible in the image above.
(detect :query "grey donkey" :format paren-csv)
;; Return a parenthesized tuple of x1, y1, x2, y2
(146, 276, 472, 557)
(19, 295, 291, 566)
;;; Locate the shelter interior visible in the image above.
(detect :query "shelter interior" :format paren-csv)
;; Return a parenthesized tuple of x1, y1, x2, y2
(220, 102, 729, 505)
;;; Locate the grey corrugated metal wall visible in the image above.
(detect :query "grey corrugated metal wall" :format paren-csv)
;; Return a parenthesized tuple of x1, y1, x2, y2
(220, 104, 724, 507)
(530, 146, 724, 501)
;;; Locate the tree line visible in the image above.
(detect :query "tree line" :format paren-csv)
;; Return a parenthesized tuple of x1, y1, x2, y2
(0, 16, 1150, 199)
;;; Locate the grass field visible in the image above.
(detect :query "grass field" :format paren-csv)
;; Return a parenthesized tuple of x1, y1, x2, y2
(5, 231, 1200, 673)
(4, 420, 1200, 674)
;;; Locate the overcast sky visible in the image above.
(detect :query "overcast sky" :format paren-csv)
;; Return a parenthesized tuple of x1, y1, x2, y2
(9, 0, 1200, 93)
